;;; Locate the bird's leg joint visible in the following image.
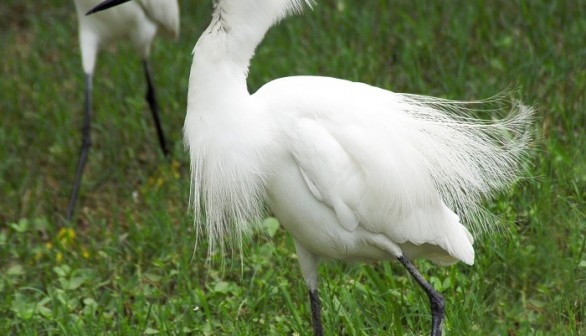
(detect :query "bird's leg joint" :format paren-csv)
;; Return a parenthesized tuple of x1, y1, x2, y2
(430, 291, 445, 313)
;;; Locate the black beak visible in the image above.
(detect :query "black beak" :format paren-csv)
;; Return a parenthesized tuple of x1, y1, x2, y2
(86, 0, 133, 15)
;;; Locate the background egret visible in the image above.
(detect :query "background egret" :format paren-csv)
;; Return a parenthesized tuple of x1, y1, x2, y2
(67, 0, 179, 220)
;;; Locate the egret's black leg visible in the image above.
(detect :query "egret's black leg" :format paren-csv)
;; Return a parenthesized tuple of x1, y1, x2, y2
(398, 255, 445, 336)
(143, 60, 169, 157)
(309, 289, 324, 336)
(67, 73, 93, 221)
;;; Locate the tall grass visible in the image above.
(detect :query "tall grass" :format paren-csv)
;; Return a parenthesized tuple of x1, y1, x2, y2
(1, 0, 584, 334)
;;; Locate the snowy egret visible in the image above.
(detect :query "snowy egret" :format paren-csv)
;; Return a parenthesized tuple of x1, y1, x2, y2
(90, 0, 533, 335)
(68, 0, 179, 220)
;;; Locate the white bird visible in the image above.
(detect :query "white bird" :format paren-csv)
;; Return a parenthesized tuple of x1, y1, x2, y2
(90, 1, 533, 335)
(68, 0, 180, 220)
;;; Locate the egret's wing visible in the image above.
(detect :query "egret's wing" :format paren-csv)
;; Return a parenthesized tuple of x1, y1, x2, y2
(280, 85, 475, 263)
(285, 97, 440, 236)
(287, 117, 363, 232)
(139, 0, 180, 38)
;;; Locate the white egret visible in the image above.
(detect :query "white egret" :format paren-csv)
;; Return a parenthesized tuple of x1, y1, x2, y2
(68, 0, 180, 220)
(90, 0, 533, 335)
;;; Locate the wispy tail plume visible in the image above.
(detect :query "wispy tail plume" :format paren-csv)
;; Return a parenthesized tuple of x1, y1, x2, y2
(399, 91, 534, 234)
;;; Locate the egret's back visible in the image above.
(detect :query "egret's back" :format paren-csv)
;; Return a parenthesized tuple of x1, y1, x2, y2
(138, 0, 180, 38)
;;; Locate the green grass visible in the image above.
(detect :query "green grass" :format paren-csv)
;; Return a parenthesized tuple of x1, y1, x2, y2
(1, 0, 585, 334)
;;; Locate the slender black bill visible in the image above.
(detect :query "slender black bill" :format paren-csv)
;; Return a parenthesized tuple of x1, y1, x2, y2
(86, 0, 132, 15)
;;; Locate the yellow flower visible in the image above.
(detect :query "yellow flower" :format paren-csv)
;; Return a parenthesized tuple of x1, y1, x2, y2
(57, 228, 76, 247)
(81, 247, 90, 259)
(56, 252, 63, 263)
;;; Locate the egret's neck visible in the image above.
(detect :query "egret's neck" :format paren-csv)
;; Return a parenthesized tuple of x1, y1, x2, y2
(188, 5, 274, 104)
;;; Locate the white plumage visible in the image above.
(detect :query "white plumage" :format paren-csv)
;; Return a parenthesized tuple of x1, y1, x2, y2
(88, 0, 533, 334)
(184, 0, 531, 265)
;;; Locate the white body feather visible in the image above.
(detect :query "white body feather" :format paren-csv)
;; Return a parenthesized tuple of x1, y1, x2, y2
(184, 0, 532, 289)
(73, 0, 179, 74)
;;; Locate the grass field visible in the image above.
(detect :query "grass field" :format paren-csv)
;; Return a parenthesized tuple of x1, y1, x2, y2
(1, 0, 585, 334)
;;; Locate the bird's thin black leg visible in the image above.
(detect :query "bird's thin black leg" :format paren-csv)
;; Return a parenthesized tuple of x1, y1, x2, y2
(397, 255, 445, 336)
(66, 73, 93, 221)
(309, 289, 324, 336)
(143, 60, 169, 157)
